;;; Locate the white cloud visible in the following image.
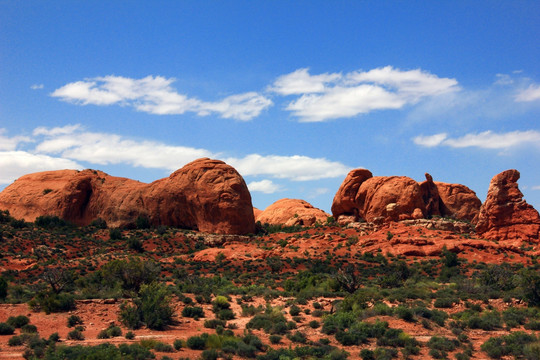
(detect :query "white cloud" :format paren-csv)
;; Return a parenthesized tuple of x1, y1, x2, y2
(532, 185, 540, 190)
(0, 151, 82, 185)
(272, 66, 459, 121)
(516, 84, 540, 102)
(413, 133, 448, 147)
(35, 129, 213, 171)
(247, 180, 283, 194)
(227, 154, 351, 181)
(3, 125, 350, 183)
(51, 75, 272, 121)
(30, 84, 44, 90)
(0, 129, 32, 151)
(414, 130, 540, 150)
(270, 68, 341, 95)
(33, 124, 82, 136)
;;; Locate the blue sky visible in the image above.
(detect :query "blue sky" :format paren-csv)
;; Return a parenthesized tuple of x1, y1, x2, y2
(1, 1, 539, 213)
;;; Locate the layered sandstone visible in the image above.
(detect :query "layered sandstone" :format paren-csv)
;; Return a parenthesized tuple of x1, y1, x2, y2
(476, 169, 540, 241)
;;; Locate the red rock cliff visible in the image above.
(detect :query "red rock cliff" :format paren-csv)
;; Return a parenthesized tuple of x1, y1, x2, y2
(0, 158, 255, 235)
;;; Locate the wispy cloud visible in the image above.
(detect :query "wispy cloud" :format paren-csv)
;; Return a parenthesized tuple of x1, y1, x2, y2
(516, 84, 540, 102)
(51, 75, 272, 121)
(30, 84, 44, 90)
(271, 66, 459, 122)
(1, 125, 351, 186)
(0, 129, 32, 151)
(247, 179, 284, 194)
(532, 185, 540, 191)
(413, 130, 540, 149)
(0, 151, 82, 185)
(226, 154, 351, 181)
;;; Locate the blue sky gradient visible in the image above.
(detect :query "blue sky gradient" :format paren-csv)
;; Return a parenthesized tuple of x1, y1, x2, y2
(1, 1, 539, 213)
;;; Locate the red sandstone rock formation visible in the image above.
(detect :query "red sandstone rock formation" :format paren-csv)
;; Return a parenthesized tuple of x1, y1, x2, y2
(434, 181, 481, 222)
(476, 169, 540, 241)
(256, 198, 329, 226)
(419, 173, 481, 222)
(357, 176, 426, 222)
(331, 169, 373, 218)
(333, 169, 481, 224)
(0, 158, 255, 235)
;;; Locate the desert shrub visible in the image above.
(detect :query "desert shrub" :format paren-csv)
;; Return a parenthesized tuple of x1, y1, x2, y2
(35, 215, 70, 228)
(21, 324, 37, 333)
(127, 237, 144, 252)
(481, 331, 538, 359)
(287, 331, 308, 344)
(67, 329, 85, 340)
(136, 215, 151, 229)
(119, 282, 175, 330)
(99, 257, 160, 293)
(125, 331, 135, 340)
(519, 269, 540, 306)
(201, 349, 219, 360)
(0, 322, 15, 335)
(173, 339, 184, 350)
(8, 335, 23, 346)
(434, 297, 455, 308)
(153, 342, 174, 352)
(503, 307, 528, 328)
(48, 332, 60, 342)
(187, 335, 206, 350)
(182, 306, 205, 319)
(67, 314, 83, 327)
(42, 343, 155, 359)
(0, 277, 7, 300)
(394, 306, 415, 322)
(247, 306, 289, 335)
(309, 320, 320, 328)
(109, 228, 123, 240)
(467, 310, 502, 331)
(289, 304, 301, 316)
(204, 319, 226, 329)
(90, 217, 107, 229)
(269, 334, 282, 344)
(7, 315, 30, 328)
(28, 291, 75, 313)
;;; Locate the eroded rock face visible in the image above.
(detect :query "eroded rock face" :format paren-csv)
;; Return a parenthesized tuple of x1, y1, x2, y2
(333, 169, 482, 224)
(256, 198, 329, 227)
(476, 169, 540, 241)
(331, 169, 373, 218)
(434, 181, 481, 222)
(358, 176, 426, 222)
(0, 158, 255, 235)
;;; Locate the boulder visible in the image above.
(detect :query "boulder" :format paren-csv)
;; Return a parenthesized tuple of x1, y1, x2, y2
(331, 169, 373, 219)
(0, 158, 255, 235)
(256, 198, 329, 226)
(434, 181, 481, 222)
(357, 176, 426, 222)
(476, 169, 540, 241)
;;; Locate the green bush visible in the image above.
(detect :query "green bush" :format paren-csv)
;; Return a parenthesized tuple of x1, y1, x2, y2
(119, 282, 174, 330)
(0, 322, 15, 335)
(29, 291, 76, 314)
(8, 335, 23, 346)
(182, 306, 205, 319)
(67, 315, 83, 327)
(67, 329, 85, 340)
(0, 277, 7, 300)
(173, 339, 183, 350)
(269, 334, 282, 344)
(125, 331, 135, 340)
(7, 315, 30, 328)
(187, 335, 206, 350)
(21, 324, 37, 333)
(481, 332, 538, 359)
